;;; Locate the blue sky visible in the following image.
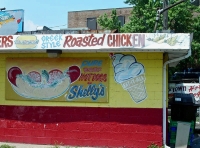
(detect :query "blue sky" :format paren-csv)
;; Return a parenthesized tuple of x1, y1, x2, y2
(1, 0, 130, 31)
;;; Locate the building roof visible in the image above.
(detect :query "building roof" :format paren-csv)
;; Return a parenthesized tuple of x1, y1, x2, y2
(68, 7, 132, 13)
(15, 29, 116, 35)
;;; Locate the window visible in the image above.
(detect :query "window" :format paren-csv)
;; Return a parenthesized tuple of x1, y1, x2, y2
(87, 18, 97, 30)
(118, 16, 125, 26)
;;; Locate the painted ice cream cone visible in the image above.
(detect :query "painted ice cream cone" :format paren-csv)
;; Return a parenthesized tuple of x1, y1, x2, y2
(120, 74, 147, 103)
(110, 53, 147, 103)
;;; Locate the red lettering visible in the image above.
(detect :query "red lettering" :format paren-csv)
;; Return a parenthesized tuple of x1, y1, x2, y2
(121, 34, 126, 46)
(195, 85, 200, 90)
(2, 36, 7, 47)
(0, 35, 13, 48)
(63, 35, 72, 47)
(97, 35, 105, 46)
(107, 35, 113, 47)
(7, 36, 13, 47)
(92, 74, 107, 82)
(198, 91, 200, 97)
(92, 74, 100, 81)
(102, 74, 107, 82)
(63, 34, 105, 48)
(107, 35, 117, 47)
(79, 73, 93, 81)
(79, 73, 107, 82)
(82, 36, 89, 47)
(83, 67, 102, 73)
(126, 35, 132, 46)
(88, 34, 94, 45)
(106, 34, 146, 47)
(76, 37, 82, 47)
(107, 34, 133, 47)
(91, 37, 97, 46)
(113, 35, 118, 47)
(116, 34, 120, 47)
(189, 86, 195, 92)
(71, 38, 76, 47)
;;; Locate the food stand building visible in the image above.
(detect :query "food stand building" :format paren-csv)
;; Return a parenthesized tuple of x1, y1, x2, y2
(0, 31, 192, 147)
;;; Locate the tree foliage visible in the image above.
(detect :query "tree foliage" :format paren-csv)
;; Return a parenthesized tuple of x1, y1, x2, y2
(124, 0, 150, 6)
(97, 0, 200, 79)
(121, 0, 163, 33)
(97, 9, 121, 31)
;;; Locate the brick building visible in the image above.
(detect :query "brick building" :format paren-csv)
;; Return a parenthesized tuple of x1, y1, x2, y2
(68, 7, 132, 30)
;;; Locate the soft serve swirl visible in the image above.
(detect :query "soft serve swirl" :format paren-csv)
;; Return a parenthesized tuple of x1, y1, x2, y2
(111, 53, 145, 83)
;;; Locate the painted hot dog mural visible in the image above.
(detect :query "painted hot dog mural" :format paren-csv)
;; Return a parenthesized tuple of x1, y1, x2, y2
(7, 66, 81, 100)
(6, 57, 109, 102)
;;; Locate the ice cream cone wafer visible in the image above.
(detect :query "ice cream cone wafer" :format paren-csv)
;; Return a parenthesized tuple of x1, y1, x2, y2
(121, 74, 147, 103)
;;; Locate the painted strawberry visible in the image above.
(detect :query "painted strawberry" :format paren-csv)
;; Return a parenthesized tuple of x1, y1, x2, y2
(7, 67, 22, 86)
(28, 71, 41, 82)
(67, 65, 81, 83)
(48, 69, 63, 83)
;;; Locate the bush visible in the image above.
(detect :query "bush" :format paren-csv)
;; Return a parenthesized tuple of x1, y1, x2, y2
(147, 143, 163, 148)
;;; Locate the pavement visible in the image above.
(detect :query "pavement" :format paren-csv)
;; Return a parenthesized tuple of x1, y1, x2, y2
(192, 135, 200, 148)
(0, 142, 91, 148)
(191, 126, 200, 148)
(0, 142, 62, 148)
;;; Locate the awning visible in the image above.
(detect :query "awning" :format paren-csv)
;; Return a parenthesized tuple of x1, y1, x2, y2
(0, 32, 192, 67)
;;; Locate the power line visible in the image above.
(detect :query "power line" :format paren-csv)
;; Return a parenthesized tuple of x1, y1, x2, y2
(49, 24, 67, 29)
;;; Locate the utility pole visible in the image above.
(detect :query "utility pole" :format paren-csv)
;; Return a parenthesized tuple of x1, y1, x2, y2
(163, 0, 168, 30)
(153, 0, 200, 32)
(153, 0, 186, 33)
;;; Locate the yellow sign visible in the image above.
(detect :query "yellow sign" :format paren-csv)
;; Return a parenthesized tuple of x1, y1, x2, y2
(5, 57, 109, 102)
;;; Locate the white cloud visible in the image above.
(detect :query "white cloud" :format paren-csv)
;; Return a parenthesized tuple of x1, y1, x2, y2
(24, 20, 38, 31)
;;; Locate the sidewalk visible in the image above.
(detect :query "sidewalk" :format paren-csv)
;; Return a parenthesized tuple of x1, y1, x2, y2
(0, 142, 92, 148)
(191, 123, 200, 148)
(0, 142, 67, 148)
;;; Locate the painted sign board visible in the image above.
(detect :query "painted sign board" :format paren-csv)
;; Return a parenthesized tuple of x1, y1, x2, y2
(0, 33, 190, 51)
(6, 57, 109, 102)
(169, 83, 200, 101)
(0, 9, 24, 35)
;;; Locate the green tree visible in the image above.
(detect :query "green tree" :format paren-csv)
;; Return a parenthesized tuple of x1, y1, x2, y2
(124, 0, 150, 6)
(121, 0, 162, 33)
(97, 0, 200, 79)
(97, 9, 121, 31)
(167, 0, 200, 76)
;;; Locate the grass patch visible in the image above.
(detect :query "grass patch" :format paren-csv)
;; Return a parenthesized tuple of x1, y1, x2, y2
(0, 144, 16, 148)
